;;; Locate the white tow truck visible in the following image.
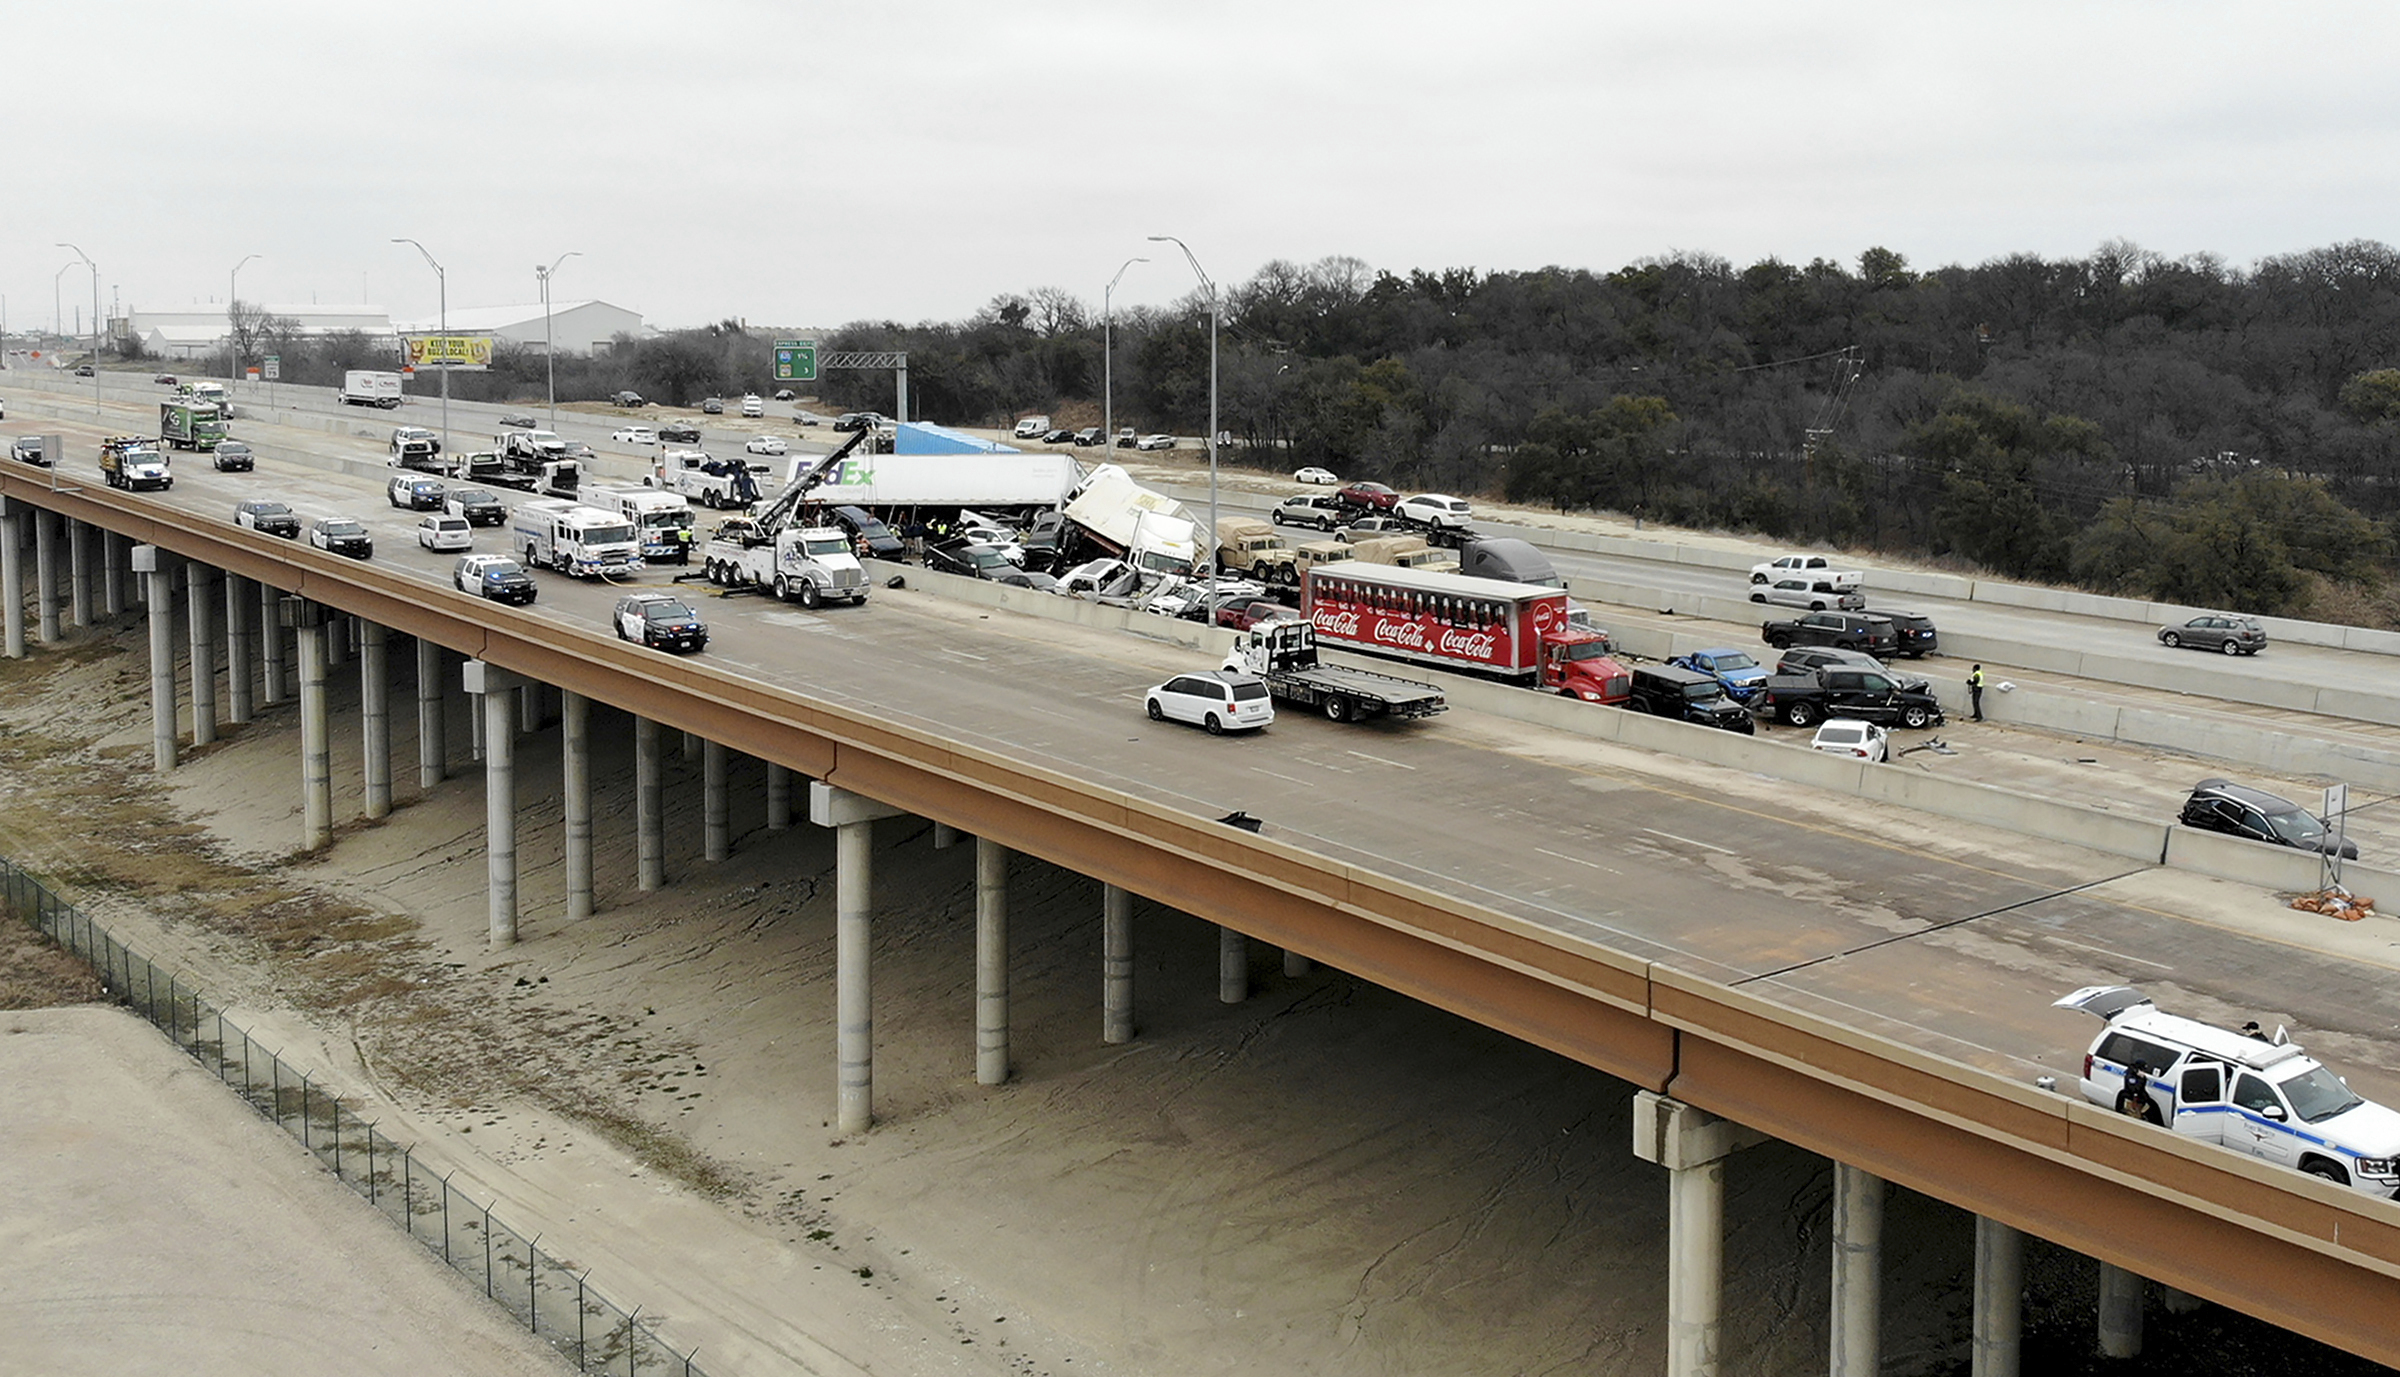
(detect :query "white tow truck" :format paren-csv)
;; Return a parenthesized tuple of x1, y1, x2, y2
(699, 431, 871, 607)
(510, 499, 643, 578)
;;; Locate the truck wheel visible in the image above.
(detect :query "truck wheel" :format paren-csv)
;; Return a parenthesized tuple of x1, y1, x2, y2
(773, 575, 791, 602)
(799, 580, 822, 609)
(2303, 1159, 2350, 1187)
(1750, 572, 1768, 584)
(1323, 696, 1351, 723)
(1900, 704, 1933, 729)
(1783, 701, 1818, 728)
(1750, 592, 1766, 603)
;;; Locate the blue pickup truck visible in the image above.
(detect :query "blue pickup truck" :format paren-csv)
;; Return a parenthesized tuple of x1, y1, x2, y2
(1669, 648, 1771, 703)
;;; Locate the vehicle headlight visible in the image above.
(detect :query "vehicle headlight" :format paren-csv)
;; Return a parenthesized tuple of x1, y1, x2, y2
(2359, 1157, 2395, 1177)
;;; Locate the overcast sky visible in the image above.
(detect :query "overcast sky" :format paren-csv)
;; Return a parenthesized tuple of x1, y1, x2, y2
(7, 2, 2395, 336)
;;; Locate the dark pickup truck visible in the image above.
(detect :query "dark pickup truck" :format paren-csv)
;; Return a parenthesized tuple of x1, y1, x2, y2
(1759, 666, 1944, 729)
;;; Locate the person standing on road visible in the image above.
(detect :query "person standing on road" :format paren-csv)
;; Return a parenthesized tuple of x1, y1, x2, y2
(1968, 664, 1986, 721)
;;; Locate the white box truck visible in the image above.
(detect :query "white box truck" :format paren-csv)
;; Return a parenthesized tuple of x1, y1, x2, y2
(510, 499, 644, 578)
(341, 370, 404, 409)
(1062, 463, 1199, 578)
(584, 485, 697, 564)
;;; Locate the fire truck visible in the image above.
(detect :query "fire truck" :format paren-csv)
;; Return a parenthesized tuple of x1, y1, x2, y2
(1301, 561, 1628, 703)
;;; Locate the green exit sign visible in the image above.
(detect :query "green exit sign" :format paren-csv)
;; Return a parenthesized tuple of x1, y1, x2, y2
(774, 339, 817, 383)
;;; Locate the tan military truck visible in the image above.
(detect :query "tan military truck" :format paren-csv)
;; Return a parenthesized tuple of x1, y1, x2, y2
(1216, 516, 1297, 584)
(1293, 539, 1356, 582)
(1344, 533, 1460, 574)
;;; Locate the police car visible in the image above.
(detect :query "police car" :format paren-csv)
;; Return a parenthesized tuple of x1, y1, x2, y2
(2056, 986, 2400, 1198)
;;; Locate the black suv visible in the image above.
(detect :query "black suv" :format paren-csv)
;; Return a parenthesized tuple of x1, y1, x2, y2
(1773, 645, 1929, 694)
(2180, 779, 2357, 858)
(445, 487, 508, 526)
(1863, 608, 1937, 658)
(659, 420, 702, 444)
(1762, 610, 1900, 657)
(1624, 664, 1756, 735)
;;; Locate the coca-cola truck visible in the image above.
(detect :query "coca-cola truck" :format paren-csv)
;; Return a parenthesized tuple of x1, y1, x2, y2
(1302, 561, 1629, 703)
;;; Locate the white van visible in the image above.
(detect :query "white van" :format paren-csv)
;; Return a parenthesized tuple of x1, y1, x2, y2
(2056, 985, 2400, 1197)
(1012, 415, 1051, 440)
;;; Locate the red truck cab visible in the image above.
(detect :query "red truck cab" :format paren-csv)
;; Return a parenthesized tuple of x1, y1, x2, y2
(1538, 629, 1631, 704)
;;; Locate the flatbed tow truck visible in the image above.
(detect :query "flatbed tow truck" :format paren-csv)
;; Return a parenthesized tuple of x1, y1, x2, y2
(1222, 619, 1447, 723)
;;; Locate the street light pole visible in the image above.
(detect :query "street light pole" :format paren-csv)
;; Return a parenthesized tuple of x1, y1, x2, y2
(57, 243, 99, 419)
(1103, 256, 1147, 462)
(229, 253, 260, 392)
(391, 238, 448, 458)
(1148, 235, 1220, 623)
(537, 251, 581, 432)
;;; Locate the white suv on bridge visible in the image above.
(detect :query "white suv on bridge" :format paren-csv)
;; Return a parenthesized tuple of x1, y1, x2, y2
(2056, 985, 2400, 1198)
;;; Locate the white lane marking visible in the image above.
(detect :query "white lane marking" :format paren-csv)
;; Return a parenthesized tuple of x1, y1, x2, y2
(1346, 750, 1416, 770)
(1251, 767, 1317, 786)
(1535, 847, 1620, 874)
(1642, 828, 1735, 855)
(2043, 934, 2173, 970)
(939, 648, 990, 662)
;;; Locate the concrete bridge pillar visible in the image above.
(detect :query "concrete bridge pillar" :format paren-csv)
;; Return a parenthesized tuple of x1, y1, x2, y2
(2097, 1261, 2144, 1359)
(517, 676, 540, 735)
(563, 690, 593, 923)
(417, 639, 447, 788)
(258, 580, 287, 705)
(765, 762, 793, 830)
(186, 564, 218, 747)
(975, 836, 1009, 1086)
(1219, 927, 1248, 1003)
(810, 783, 908, 1133)
(1829, 1163, 1885, 1377)
(360, 621, 391, 819)
(134, 546, 176, 773)
(681, 729, 698, 761)
(635, 716, 664, 890)
(288, 600, 332, 849)
(2, 502, 27, 659)
(1283, 949, 1312, 977)
(932, 822, 959, 849)
(224, 574, 253, 725)
(465, 661, 524, 948)
(1633, 1092, 1768, 1377)
(33, 508, 60, 644)
(1103, 884, 1135, 1044)
(1972, 1215, 2022, 1377)
(325, 613, 349, 670)
(703, 740, 729, 861)
(101, 530, 124, 617)
(67, 519, 91, 628)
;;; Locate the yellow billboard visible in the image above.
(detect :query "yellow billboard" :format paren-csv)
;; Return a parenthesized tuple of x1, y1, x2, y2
(401, 334, 494, 371)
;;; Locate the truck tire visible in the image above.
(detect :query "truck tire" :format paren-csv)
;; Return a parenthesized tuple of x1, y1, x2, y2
(799, 580, 822, 609)
(1900, 704, 1933, 729)
(1750, 572, 1769, 584)
(1323, 695, 1351, 723)
(1782, 700, 1819, 728)
(2303, 1158, 2350, 1186)
(1750, 592, 1766, 603)
(773, 575, 791, 602)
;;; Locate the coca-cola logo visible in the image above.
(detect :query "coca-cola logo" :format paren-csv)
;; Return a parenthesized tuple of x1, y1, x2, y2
(1371, 615, 1427, 650)
(1315, 609, 1361, 637)
(1439, 627, 1498, 658)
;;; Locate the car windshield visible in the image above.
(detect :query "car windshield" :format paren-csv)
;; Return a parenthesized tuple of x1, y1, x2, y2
(1818, 727, 1865, 744)
(2279, 1064, 2366, 1123)
(968, 548, 1010, 569)
(1683, 683, 1721, 701)
(642, 601, 695, 621)
(452, 489, 491, 503)
(1560, 639, 1614, 662)
(218, 442, 249, 454)
(585, 522, 635, 544)
(856, 519, 894, 540)
(1711, 653, 1758, 672)
(804, 537, 849, 556)
(484, 562, 523, 578)
(322, 521, 364, 536)
(1137, 552, 1191, 577)
(2262, 805, 2330, 847)
(254, 503, 291, 516)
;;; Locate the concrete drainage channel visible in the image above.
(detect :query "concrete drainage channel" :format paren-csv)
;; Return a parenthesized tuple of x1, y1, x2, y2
(0, 855, 712, 1377)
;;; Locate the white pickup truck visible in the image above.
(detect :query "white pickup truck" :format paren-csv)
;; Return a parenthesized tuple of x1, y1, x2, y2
(1749, 554, 1863, 589)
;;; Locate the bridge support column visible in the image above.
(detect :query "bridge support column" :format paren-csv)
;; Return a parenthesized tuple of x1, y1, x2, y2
(681, 729, 698, 761)
(325, 613, 349, 669)
(1633, 1092, 1768, 1377)
(101, 530, 124, 617)
(469, 685, 485, 761)
(1972, 1216, 2022, 1377)
(360, 621, 391, 819)
(703, 740, 729, 861)
(765, 762, 792, 830)
(975, 836, 1009, 1086)
(2096, 1262, 2144, 1359)
(67, 520, 91, 628)
(2161, 1286, 2203, 1315)
(258, 580, 286, 705)
(1103, 884, 1135, 1044)
(2, 502, 26, 659)
(1283, 949, 1312, 977)
(517, 677, 539, 735)
(134, 546, 177, 773)
(288, 601, 332, 848)
(466, 662, 524, 948)
(560, 690, 593, 922)
(810, 783, 907, 1134)
(417, 640, 446, 788)
(1830, 1163, 1884, 1377)
(933, 822, 958, 849)
(33, 509, 60, 644)
(1219, 928, 1248, 1003)
(635, 716, 664, 890)
(186, 564, 218, 748)
(224, 575, 253, 725)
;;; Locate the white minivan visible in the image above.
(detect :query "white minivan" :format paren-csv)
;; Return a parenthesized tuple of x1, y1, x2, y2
(2056, 985, 2400, 1198)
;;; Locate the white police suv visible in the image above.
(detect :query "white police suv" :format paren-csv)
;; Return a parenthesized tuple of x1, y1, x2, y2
(2056, 986, 2400, 1198)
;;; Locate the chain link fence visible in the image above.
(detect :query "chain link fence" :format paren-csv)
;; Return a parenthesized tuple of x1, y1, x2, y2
(2, 856, 712, 1377)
